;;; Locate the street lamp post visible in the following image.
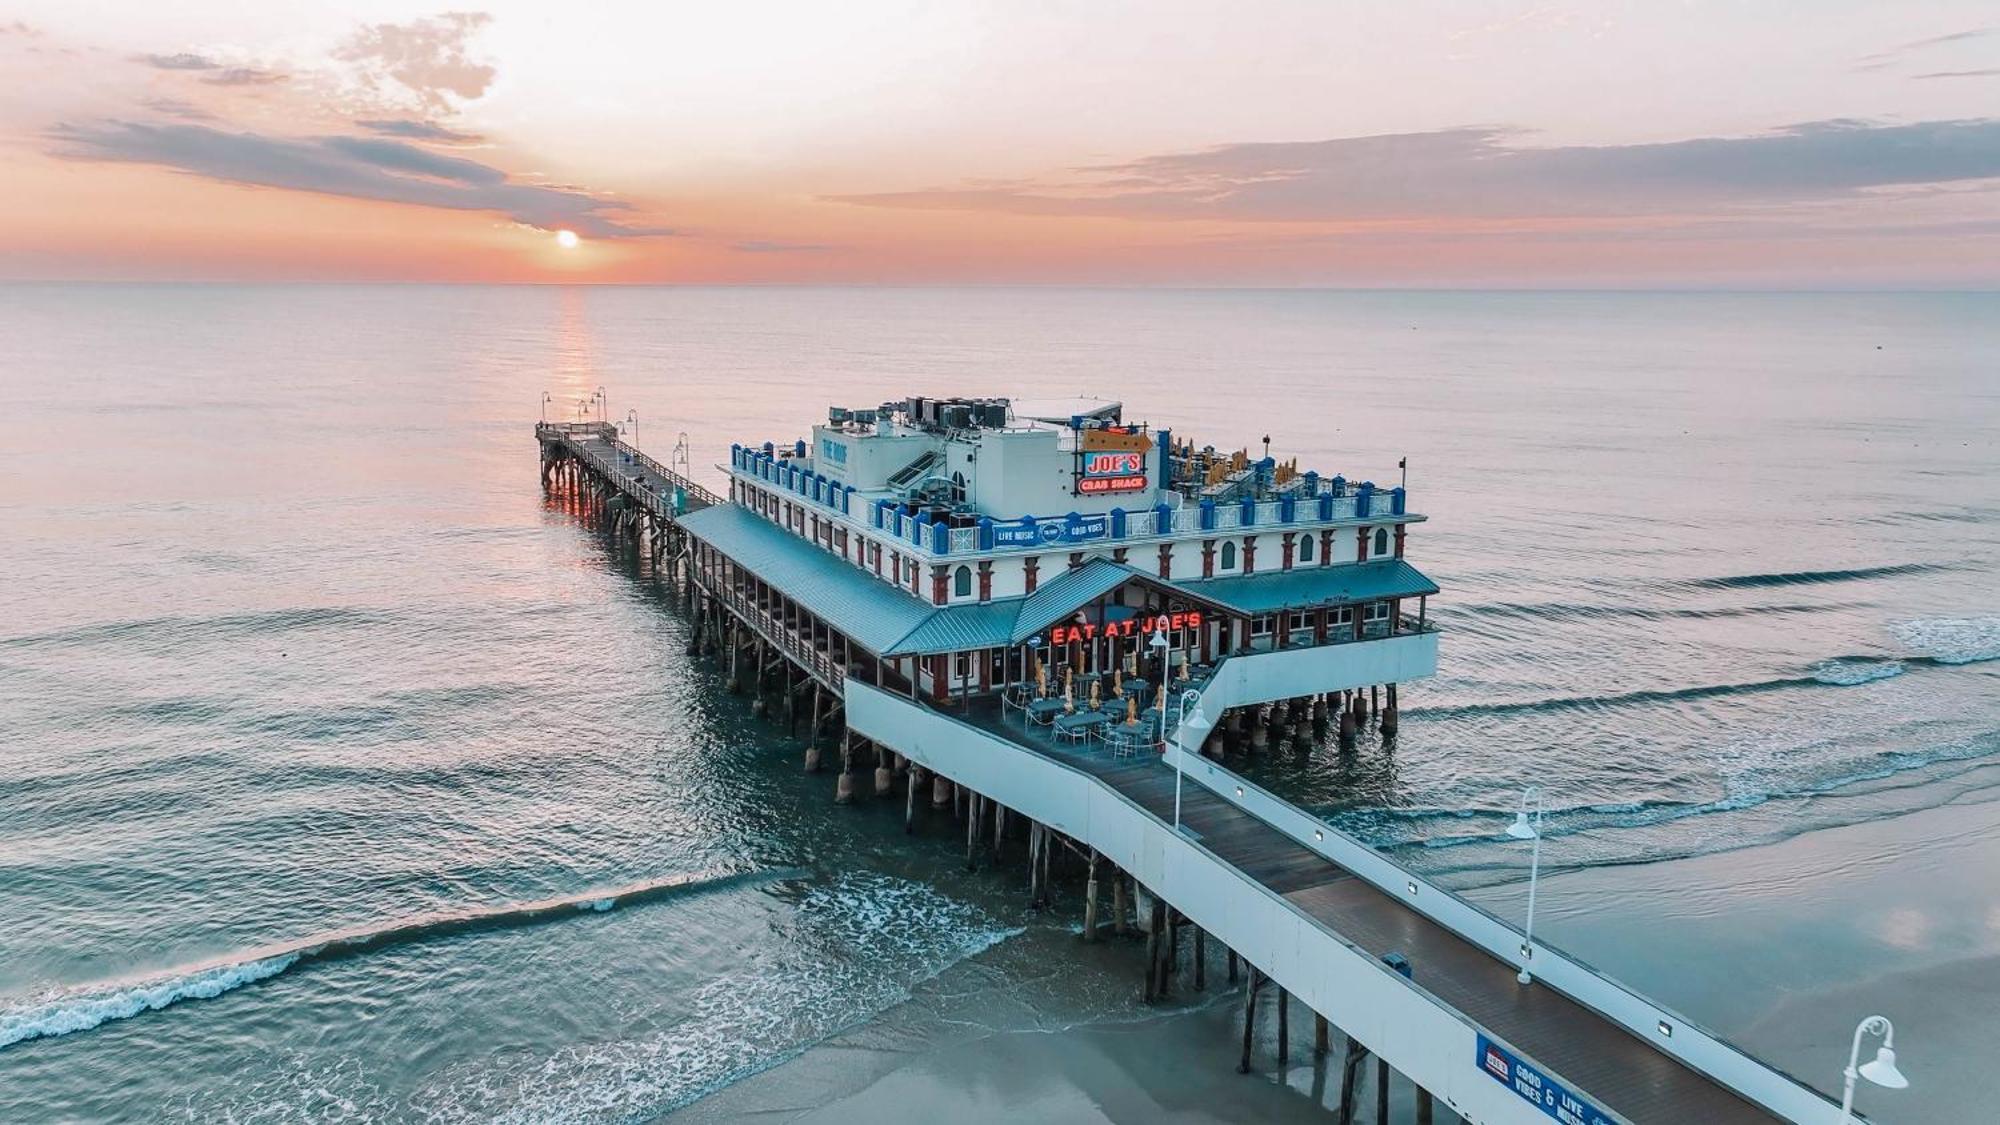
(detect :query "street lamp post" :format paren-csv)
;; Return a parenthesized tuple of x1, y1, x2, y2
(1149, 624, 1170, 746)
(624, 410, 639, 459)
(1837, 1015, 1909, 1124)
(540, 391, 552, 422)
(596, 385, 608, 423)
(1172, 687, 1210, 832)
(1505, 785, 1545, 985)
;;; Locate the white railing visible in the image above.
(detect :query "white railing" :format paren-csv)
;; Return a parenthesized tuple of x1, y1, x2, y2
(726, 467, 1413, 563)
(850, 684, 1632, 1125)
(1164, 684, 1837, 1124)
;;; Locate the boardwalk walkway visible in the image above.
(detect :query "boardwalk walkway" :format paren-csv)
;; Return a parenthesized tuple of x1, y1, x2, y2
(966, 705, 1786, 1125)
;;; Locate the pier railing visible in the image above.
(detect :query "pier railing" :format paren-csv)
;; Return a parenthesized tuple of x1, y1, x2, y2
(712, 576, 845, 691)
(727, 450, 1412, 560)
(537, 422, 723, 515)
(1164, 674, 1839, 1125)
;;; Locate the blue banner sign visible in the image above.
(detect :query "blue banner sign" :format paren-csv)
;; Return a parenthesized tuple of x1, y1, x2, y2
(1476, 1035, 1614, 1125)
(992, 514, 1109, 548)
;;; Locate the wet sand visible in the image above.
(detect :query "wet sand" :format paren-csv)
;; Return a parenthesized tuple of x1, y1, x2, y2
(675, 789, 1998, 1123)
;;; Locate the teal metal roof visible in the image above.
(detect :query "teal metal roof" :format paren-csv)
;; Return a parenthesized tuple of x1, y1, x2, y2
(682, 504, 1437, 656)
(677, 504, 936, 654)
(1009, 559, 1140, 644)
(1172, 559, 1438, 616)
(886, 599, 1022, 657)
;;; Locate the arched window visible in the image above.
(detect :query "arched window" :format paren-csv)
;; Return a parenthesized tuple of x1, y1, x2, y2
(951, 472, 967, 504)
(953, 565, 972, 598)
(1374, 528, 1390, 557)
(1221, 541, 1237, 570)
(1297, 533, 1313, 563)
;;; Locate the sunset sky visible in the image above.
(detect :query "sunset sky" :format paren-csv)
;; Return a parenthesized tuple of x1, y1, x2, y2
(3, 1, 1998, 285)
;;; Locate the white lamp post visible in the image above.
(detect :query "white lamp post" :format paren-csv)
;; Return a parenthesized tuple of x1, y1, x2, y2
(1172, 687, 1211, 832)
(596, 385, 608, 423)
(1505, 785, 1545, 985)
(1150, 623, 1170, 745)
(1837, 1015, 1908, 1124)
(624, 410, 639, 460)
(540, 391, 552, 422)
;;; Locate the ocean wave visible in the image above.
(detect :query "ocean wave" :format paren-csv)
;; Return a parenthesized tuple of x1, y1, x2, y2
(1680, 562, 1954, 590)
(409, 872, 1022, 1125)
(1451, 599, 1867, 625)
(0, 867, 779, 1053)
(1351, 729, 2000, 857)
(1891, 616, 2000, 665)
(1811, 658, 1907, 686)
(0, 606, 394, 652)
(1407, 676, 1821, 719)
(0, 955, 301, 1049)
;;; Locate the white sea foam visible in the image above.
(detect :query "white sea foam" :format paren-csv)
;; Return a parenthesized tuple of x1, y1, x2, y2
(1811, 658, 1907, 686)
(1892, 616, 2000, 665)
(0, 953, 300, 1050)
(411, 872, 1022, 1125)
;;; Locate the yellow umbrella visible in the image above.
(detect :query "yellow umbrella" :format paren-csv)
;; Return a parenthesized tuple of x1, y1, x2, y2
(1113, 667, 1124, 697)
(1156, 681, 1168, 720)
(1088, 678, 1101, 710)
(1064, 667, 1075, 713)
(1033, 653, 1047, 696)
(1125, 696, 1139, 725)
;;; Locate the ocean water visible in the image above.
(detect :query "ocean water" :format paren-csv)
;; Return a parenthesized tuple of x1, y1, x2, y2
(0, 285, 1994, 1122)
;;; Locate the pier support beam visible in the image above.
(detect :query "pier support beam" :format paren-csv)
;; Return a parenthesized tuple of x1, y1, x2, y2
(1238, 968, 1259, 1074)
(1083, 851, 1101, 941)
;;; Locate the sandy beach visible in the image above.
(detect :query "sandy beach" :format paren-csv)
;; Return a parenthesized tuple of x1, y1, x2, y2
(674, 781, 2000, 1123)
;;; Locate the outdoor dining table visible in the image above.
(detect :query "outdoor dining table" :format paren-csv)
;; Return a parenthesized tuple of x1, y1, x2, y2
(1052, 711, 1112, 743)
(1119, 677, 1151, 699)
(1026, 698, 1069, 724)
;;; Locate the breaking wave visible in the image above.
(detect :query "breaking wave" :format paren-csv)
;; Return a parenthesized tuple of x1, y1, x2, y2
(0, 867, 779, 1052)
(1811, 659, 1906, 686)
(1891, 616, 2000, 665)
(407, 872, 1023, 1124)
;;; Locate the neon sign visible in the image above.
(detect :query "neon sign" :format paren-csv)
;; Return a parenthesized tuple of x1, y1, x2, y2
(1075, 449, 1150, 495)
(1047, 611, 1202, 647)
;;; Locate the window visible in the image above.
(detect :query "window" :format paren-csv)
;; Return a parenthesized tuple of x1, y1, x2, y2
(951, 471, 967, 504)
(1250, 614, 1274, 637)
(1330, 606, 1355, 626)
(1220, 541, 1237, 570)
(1297, 533, 1313, 563)
(1374, 527, 1390, 557)
(953, 565, 972, 598)
(954, 652, 971, 679)
(1286, 610, 1312, 634)
(1364, 601, 1391, 622)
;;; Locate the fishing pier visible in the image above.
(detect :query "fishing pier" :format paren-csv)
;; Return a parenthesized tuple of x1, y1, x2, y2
(536, 400, 1851, 1125)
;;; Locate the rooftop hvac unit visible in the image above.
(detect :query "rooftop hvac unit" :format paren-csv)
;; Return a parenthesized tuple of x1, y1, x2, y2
(828, 407, 854, 425)
(945, 405, 973, 429)
(982, 402, 1008, 428)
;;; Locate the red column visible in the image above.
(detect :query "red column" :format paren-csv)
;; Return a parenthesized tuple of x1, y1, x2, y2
(1158, 543, 1173, 579)
(1394, 524, 1407, 558)
(977, 560, 993, 602)
(1356, 527, 1369, 562)
(1201, 539, 1216, 578)
(932, 566, 948, 605)
(1242, 536, 1257, 576)
(1024, 555, 1040, 594)
(1319, 529, 1334, 567)
(1281, 534, 1295, 570)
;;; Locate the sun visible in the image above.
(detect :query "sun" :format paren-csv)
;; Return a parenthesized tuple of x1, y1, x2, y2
(555, 229, 580, 250)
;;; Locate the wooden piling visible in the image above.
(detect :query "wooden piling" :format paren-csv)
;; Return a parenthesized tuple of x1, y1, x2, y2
(1277, 987, 1289, 1064)
(1193, 927, 1206, 989)
(1376, 1054, 1390, 1125)
(1113, 876, 1128, 936)
(1238, 968, 1259, 1074)
(1336, 1036, 1367, 1125)
(1083, 851, 1101, 941)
